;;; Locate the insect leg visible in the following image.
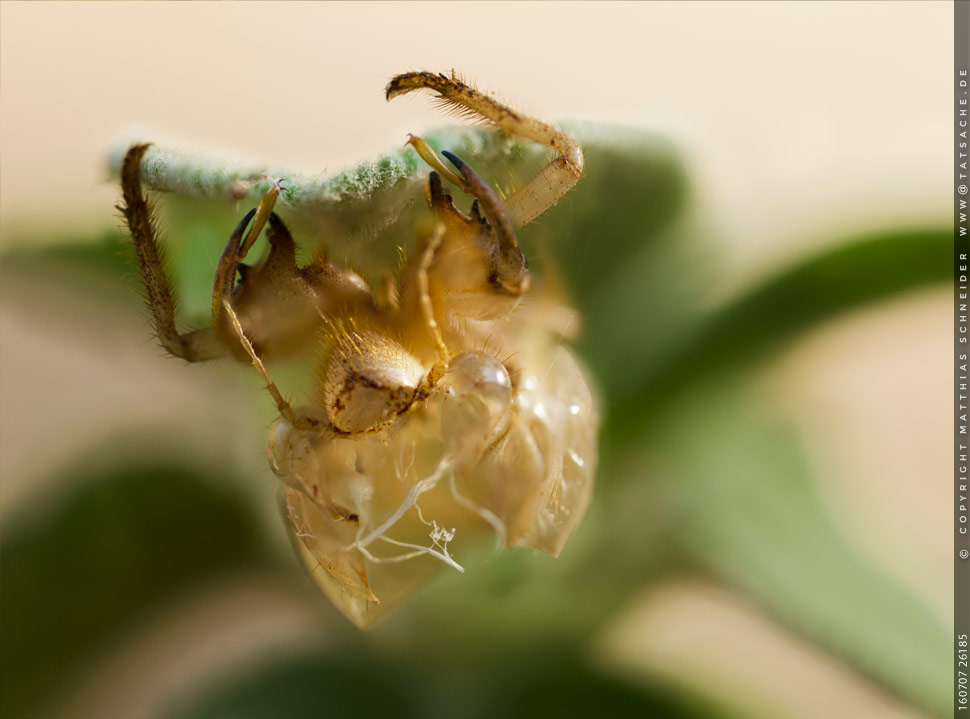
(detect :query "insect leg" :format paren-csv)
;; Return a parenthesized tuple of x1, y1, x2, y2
(221, 299, 318, 431)
(120, 144, 227, 361)
(386, 71, 583, 225)
(415, 221, 449, 368)
(405, 134, 468, 192)
(441, 151, 527, 297)
(210, 184, 280, 353)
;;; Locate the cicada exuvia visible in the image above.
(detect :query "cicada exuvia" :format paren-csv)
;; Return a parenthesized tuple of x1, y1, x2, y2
(119, 71, 598, 628)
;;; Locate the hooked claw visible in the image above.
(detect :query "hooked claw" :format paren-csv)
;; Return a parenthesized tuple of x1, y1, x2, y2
(441, 151, 528, 295)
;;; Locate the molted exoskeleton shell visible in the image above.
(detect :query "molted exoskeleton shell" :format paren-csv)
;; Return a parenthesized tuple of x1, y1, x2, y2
(454, 341, 598, 557)
(270, 328, 598, 628)
(322, 331, 427, 434)
(118, 69, 599, 633)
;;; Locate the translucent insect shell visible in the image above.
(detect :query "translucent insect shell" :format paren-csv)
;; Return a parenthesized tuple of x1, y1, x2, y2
(119, 71, 599, 628)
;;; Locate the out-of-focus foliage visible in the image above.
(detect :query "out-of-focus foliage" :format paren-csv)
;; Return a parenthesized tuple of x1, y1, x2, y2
(0, 460, 273, 719)
(0, 124, 949, 718)
(175, 650, 715, 719)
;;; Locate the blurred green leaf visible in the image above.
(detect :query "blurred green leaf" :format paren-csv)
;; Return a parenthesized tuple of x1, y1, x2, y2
(172, 650, 719, 719)
(2, 230, 135, 288)
(151, 123, 690, 326)
(608, 228, 949, 442)
(484, 661, 727, 719)
(0, 457, 272, 719)
(171, 651, 423, 719)
(13, 124, 690, 329)
(650, 384, 949, 717)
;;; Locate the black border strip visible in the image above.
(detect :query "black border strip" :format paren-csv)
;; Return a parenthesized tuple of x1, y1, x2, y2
(955, 2, 969, 717)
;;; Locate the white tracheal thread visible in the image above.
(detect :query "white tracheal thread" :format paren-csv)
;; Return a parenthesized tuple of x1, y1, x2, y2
(288, 503, 315, 540)
(429, 521, 455, 547)
(342, 455, 464, 573)
(449, 474, 508, 548)
(280, 419, 466, 572)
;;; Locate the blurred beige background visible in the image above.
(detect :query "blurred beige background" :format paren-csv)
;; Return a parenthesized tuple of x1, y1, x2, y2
(0, 3, 952, 717)
(0, 1, 949, 285)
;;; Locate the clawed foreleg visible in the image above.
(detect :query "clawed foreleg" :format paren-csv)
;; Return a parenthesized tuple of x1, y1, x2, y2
(387, 71, 583, 225)
(120, 144, 226, 362)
